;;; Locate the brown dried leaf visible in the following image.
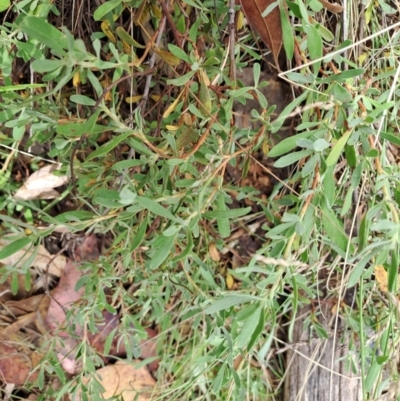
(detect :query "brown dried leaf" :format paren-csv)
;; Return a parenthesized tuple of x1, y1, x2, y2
(13, 164, 69, 201)
(153, 49, 181, 66)
(239, 0, 282, 66)
(73, 234, 100, 262)
(75, 360, 156, 401)
(374, 265, 388, 293)
(0, 334, 41, 385)
(317, 0, 343, 13)
(4, 294, 47, 317)
(0, 239, 66, 278)
(209, 242, 220, 262)
(226, 272, 234, 290)
(45, 260, 84, 331)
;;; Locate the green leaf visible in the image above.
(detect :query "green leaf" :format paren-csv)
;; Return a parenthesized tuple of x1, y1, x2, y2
(93, 0, 122, 21)
(270, 90, 308, 132)
(70, 94, 96, 106)
(269, 131, 315, 157)
(0, 83, 46, 92)
(130, 214, 148, 252)
(297, 0, 309, 21)
(317, 24, 334, 42)
(381, 132, 400, 146)
(345, 144, 357, 167)
(115, 26, 146, 48)
(204, 295, 257, 314)
(55, 210, 95, 223)
(203, 207, 251, 220)
(330, 83, 352, 104)
(285, 72, 315, 85)
(320, 202, 352, 253)
(212, 363, 226, 393)
(0, 237, 32, 260)
(167, 70, 196, 86)
(262, 0, 279, 16)
(86, 132, 132, 161)
(307, 24, 322, 74)
(171, 229, 193, 262)
(326, 129, 353, 166)
(0, 0, 10, 12)
(236, 306, 262, 348)
(32, 59, 65, 73)
(93, 189, 121, 208)
(247, 307, 265, 351)
(286, 1, 301, 18)
(280, 6, 294, 60)
(253, 63, 261, 87)
(319, 69, 365, 84)
(136, 196, 185, 225)
(273, 150, 313, 168)
(167, 44, 192, 63)
(19, 16, 67, 55)
(236, 302, 259, 321)
(214, 192, 230, 238)
(56, 122, 107, 138)
(148, 234, 176, 270)
(365, 361, 380, 393)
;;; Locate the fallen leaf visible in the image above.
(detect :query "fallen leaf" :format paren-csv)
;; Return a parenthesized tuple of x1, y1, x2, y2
(0, 238, 66, 278)
(239, 0, 282, 67)
(41, 235, 159, 374)
(317, 0, 343, 13)
(374, 265, 388, 293)
(75, 360, 156, 401)
(226, 272, 234, 290)
(14, 164, 69, 200)
(153, 49, 181, 66)
(88, 313, 159, 372)
(209, 242, 220, 262)
(0, 333, 41, 385)
(45, 259, 84, 331)
(72, 234, 100, 262)
(101, 20, 117, 44)
(4, 293, 46, 317)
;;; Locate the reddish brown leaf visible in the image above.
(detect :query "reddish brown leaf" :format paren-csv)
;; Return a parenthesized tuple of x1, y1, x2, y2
(239, 0, 282, 67)
(73, 234, 100, 262)
(77, 360, 156, 401)
(0, 335, 41, 385)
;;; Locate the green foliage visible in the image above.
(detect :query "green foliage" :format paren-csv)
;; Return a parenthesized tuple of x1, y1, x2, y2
(1, 0, 400, 399)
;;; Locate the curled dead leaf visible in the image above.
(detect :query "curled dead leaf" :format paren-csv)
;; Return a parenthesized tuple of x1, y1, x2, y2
(209, 242, 220, 262)
(0, 333, 41, 385)
(0, 238, 66, 278)
(14, 164, 69, 201)
(239, 0, 282, 66)
(153, 49, 181, 66)
(74, 360, 156, 401)
(226, 272, 234, 290)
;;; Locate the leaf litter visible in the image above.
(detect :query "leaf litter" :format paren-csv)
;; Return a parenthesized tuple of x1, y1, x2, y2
(13, 164, 69, 201)
(0, 234, 159, 399)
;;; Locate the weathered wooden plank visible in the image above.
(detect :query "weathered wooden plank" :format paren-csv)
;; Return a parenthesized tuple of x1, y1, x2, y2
(284, 301, 362, 401)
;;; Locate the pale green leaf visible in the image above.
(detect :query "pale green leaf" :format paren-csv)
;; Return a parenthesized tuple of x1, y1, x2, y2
(204, 295, 258, 314)
(19, 16, 67, 55)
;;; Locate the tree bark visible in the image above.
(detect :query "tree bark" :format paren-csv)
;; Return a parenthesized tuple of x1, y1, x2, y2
(284, 299, 362, 401)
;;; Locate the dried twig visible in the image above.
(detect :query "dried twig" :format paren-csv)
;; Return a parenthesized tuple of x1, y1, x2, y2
(229, 0, 237, 82)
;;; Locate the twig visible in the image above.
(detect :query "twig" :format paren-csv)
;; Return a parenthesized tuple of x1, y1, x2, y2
(139, 1, 168, 114)
(229, 0, 237, 82)
(159, 0, 183, 49)
(91, 66, 158, 112)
